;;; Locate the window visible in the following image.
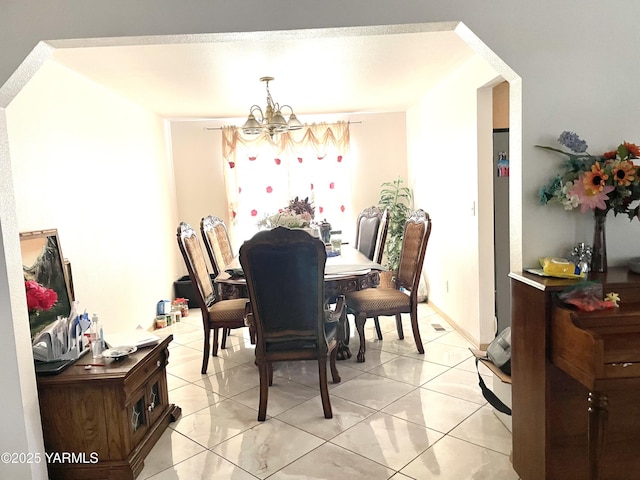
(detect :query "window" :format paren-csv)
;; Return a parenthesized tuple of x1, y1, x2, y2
(222, 122, 351, 245)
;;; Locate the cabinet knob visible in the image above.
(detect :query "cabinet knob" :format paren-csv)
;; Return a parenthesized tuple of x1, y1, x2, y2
(148, 402, 155, 412)
(157, 360, 161, 367)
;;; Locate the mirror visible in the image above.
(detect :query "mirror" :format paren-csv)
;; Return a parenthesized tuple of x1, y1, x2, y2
(20, 229, 74, 340)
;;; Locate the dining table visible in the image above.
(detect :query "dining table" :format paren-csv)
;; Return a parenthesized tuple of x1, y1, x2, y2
(214, 244, 386, 359)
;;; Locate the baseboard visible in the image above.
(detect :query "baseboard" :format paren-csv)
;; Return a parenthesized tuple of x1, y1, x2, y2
(427, 301, 488, 349)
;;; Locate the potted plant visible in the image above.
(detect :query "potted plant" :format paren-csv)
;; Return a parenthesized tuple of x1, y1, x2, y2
(378, 177, 413, 280)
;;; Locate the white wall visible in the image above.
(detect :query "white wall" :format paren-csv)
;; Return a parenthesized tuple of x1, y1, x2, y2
(7, 60, 180, 332)
(407, 55, 500, 345)
(170, 111, 407, 275)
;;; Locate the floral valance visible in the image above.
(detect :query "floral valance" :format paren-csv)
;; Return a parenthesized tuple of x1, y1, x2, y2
(221, 121, 350, 160)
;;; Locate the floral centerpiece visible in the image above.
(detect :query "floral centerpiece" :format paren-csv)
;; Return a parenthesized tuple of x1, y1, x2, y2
(257, 196, 315, 229)
(538, 131, 640, 271)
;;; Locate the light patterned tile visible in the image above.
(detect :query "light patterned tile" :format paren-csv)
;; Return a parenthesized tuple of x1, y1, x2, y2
(276, 395, 375, 440)
(338, 347, 400, 371)
(137, 428, 205, 479)
(194, 363, 259, 397)
(330, 372, 415, 410)
(449, 405, 513, 455)
(230, 378, 319, 417)
(272, 359, 362, 388)
(368, 356, 449, 386)
(171, 398, 262, 448)
(401, 435, 519, 480)
(431, 330, 475, 349)
(167, 383, 222, 416)
(423, 367, 492, 405)
(405, 341, 471, 367)
(211, 419, 324, 479)
(331, 412, 443, 470)
(166, 373, 189, 392)
(269, 442, 395, 480)
(166, 354, 241, 383)
(145, 450, 256, 480)
(382, 388, 481, 434)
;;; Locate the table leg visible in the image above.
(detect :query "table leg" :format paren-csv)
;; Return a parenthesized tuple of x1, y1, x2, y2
(336, 310, 352, 360)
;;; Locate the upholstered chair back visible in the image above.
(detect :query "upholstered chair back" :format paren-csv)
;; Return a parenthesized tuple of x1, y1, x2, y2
(355, 206, 389, 263)
(201, 215, 234, 277)
(177, 222, 215, 309)
(396, 210, 432, 294)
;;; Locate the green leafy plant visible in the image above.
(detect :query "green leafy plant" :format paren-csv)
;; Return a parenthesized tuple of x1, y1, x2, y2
(378, 177, 413, 271)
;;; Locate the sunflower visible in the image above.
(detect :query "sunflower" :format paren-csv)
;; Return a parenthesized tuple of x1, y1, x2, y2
(624, 141, 640, 158)
(583, 163, 609, 194)
(611, 160, 636, 186)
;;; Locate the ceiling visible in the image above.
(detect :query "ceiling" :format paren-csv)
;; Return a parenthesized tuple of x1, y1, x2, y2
(50, 26, 476, 122)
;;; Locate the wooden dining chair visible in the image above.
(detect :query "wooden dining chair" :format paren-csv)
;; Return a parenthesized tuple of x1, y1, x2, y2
(354, 206, 389, 264)
(201, 215, 247, 346)
(176, 222, 249, 374)
(240, 227, 345, 421)
(200, 215, 234, 277)
(354, 206, 390, 340)
(345, 209, 432, 362)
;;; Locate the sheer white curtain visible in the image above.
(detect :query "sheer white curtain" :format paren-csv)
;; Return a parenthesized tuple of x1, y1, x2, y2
(222, 122, 351, 246)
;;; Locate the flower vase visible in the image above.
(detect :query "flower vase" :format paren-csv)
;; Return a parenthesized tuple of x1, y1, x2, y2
(591, 211, 608, 273)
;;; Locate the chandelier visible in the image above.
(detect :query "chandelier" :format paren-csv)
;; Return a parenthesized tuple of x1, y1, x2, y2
(241, 76, 303, 135)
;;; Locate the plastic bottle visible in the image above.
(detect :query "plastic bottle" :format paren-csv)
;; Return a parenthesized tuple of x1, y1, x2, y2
(91, 314, 103, 359)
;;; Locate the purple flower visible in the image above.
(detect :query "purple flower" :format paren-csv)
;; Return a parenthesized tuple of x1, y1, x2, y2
(558, 131, 588, 153)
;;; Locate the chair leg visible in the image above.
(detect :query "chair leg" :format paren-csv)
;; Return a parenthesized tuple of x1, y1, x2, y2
(355, 313, 367, 363)
(373, 316, 383, 340)
(396, 314, 404, 340)
(318, 357, 333, 419)
(257, 360, 269, 421)
(211, 328, 220, 357)
(410, 307, 424, 354)
(201, 329, 211, 374)
(268, 362, 274, 386)
(221, 327, 228, 349)
(329, 345, 341, 383)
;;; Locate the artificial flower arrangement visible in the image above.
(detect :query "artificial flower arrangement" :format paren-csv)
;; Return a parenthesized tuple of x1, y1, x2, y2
(538, 131, 640, 218)
(257, 196, 315, 229)
(25, 279, 58, 313)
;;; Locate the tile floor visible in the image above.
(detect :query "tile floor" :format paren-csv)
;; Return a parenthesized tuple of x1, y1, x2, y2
(141, 304, 520, 480)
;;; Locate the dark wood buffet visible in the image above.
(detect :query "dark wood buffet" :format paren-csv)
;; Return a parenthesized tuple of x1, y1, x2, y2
(36, 334, 181, 480)
(510, 268, 640, 480)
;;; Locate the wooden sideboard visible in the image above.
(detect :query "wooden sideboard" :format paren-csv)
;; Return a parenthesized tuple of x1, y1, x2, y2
(510, 268, 640, 480)
(36, 334, 181, 480)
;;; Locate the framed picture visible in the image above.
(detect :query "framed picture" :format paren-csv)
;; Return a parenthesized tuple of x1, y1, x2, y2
(20, 229, 74, 340)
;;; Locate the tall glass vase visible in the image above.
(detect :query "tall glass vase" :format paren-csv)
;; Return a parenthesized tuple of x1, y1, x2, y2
(591, 210, 608, 273)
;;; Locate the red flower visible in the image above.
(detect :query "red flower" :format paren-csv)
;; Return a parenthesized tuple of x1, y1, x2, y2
(228, 161, 235, 169)
(25, 280, 57, 313)
(340, 205, 345, 212)
(249, 156, 257, 161)
(310, 183, 314, 190)
(318, 206, 324, 213)
(297, 157, 303, 163)
(274, 158, 281, 165)
(266, 186, 273, 193)
(251, 209, 258, 217)
(337, 155, 343, 163)
(329, 182, 335, 189)
(232, 210, 237, 219)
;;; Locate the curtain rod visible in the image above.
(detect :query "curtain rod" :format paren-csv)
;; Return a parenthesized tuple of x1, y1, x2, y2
(205, 120, 362, 131)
